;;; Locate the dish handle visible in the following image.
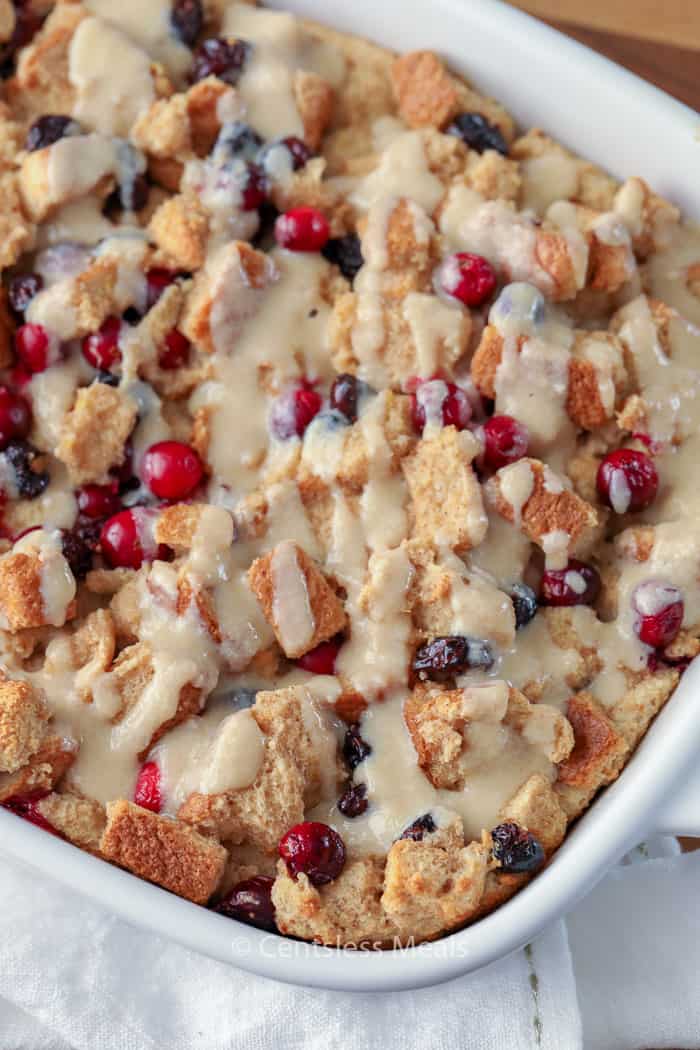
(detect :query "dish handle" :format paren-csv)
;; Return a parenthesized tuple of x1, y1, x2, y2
(652, 761, 700, 836)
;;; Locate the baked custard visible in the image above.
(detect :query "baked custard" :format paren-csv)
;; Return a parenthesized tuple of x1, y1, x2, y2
(0, 0, 699, 947)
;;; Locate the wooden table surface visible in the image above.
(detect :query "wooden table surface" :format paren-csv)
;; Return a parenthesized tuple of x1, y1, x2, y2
(508, 0, 700, 111)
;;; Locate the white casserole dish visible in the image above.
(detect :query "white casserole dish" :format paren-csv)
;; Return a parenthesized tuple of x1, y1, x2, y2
(2, 0, 700, 993)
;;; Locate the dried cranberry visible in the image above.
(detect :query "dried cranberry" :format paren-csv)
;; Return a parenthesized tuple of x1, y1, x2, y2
(8, 272, 43, 315)
(321, 233, 364, 282)
(222, 121, 264, 160)
(141, 440, 203, 501)
(275, 207, 330, 252)
(3, 440, 49, 499)
(437, 252, 497, 308)
(61, 520, 100, 579)
(342, 724, 371, 770)
(82, 316, 122, 371)
(25, 114, 78, 152)
(77, 482, 121, 520)
(510, 582, 538, 629)
(104, 174, 150, 215)
(270, 382, 322, 439)
(216, 876, 276, 931)
(0, 386, 31, 450)
(94, 370, 119, 388)
(482, 415, 529, 470)
(410, 378, 471, 433)
(491, 822, 544, 873)
(632, 581, 684, 648)
(541, 560, 600, 607)
(446, 112, 508, 156)
(1, 792, 59, 836)
(596, 448, 659, 514)
(400, 813, 436, 841)
(280, 135, 312, 170)
(413, 635, 494, 679)
(191, 37, 250, 85)
(0, 4, 41, 78)
(337, 782, 368, 818)
(239, 162, 267, 211)
(296, 638, 341, 675)
(278, 821, 346, 886)
(159, 329, 191, 370)
(146, 268, 178, 309)
(170, 0, 203, 47)
(330, 373, 362, 423)
(14, 322, 51, 373)
(134, 761, 163, 813)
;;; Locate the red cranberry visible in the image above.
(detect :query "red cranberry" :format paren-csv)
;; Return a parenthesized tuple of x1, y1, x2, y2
(632, 581, 684, 648)
(159, 329, 191, 370)
(274, 207, 330, 252)
(100, 509, 164, 569)
(596, 449, 659, 513)
(14, 323, 51, 373)
(191, 37, 250, 85)
(278, 821, 346, 886)
(482, 414, 529, 470)
(1, 792, 59, 836)
(491, 822, 544, 873)
(77, 481, 121, 520)
(271, 382, 322, 439)
(8, 272, 43, 315)
(146, 268, 178, 309)
(296, 638, 340, 675)
(541, 560, 600, 607)
(141, 440, 203, 500)
(0, 386, 31, 450)
(82, 316, 122, 371)
(215, 876, 276, 930)
(134, 761, 163, 813)
(437, 252, 497, 307)
(410, 378, 471, 433)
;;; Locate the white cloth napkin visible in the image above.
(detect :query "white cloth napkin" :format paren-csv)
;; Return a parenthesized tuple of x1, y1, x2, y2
(0, 838, 698, 1050)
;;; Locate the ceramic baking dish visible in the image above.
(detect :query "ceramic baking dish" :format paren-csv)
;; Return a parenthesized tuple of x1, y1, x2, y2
(2, 0, 700, 993)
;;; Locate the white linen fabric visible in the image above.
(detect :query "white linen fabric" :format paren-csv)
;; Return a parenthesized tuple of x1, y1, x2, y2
(0, 838, 698, 1050)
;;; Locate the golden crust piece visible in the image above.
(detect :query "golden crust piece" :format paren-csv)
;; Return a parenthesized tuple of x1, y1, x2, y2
(0, 734, 77, 804)
(18, 138, 115, 222)
(57, 384, 137, 485)
(0, 675, 48, 774)
(0, 171, 35, 269)
(178, 686, 333, 851)
(486, 458, 598, 559)
(403, 426, 487, 553)
(0, 548, 76, 631)
(567, 331, 628, 430)
(382, 837, 489, 940)
(248, 541, 347, 659)
(4, 3, 84, 122)
(272, 855, 400, 947)
(499, 773, 567, 855)
(555, 692, 628, 818)
(293, 70, 335, 150)
(37, 790, 106, 853)
(148, 191, 210, 271)
(100, 800, 227, 904)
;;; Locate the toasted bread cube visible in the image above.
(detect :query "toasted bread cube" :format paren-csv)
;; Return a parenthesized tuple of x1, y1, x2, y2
(272, 856, 400, 947)
(293, 70, 335, 149)
(18, 134, 116, 222)
(36, 791, 106, 853)
(4, 4, 84, 123)
(154, 502, 234, 551)
(403, 427, 487, 552)
(0, 734, 77, 804)
(100, 800, 226, 904)
(382, 838, 489, 939)
(0, 171, 35, 269)
(0, 547, 76, 631)
(0, 675, 49, 773)
(148, 192, 210, 271)
(555, 692, 628, 818)
(0, 0, 15, 43)
(178, 686, 334, 850)
(499, 773, 568, 855)
(614, 176, 680, 259)
(567, 331, 628, 430)
(57, 384, 137, 485)
(248, 541, 346, 659)
(392, 51, 461, 129)
(486, 458, 598, 562)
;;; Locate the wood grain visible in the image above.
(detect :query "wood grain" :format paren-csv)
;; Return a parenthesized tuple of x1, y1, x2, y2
(507, 0, 700, 51)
